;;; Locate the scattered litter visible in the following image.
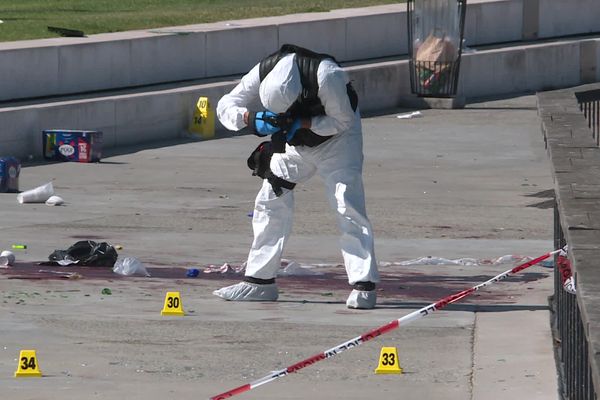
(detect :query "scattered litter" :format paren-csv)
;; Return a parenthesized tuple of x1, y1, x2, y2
(113, 257, 151, 277)
(114, 245, 123, 250)
(101, 288, 112, 295)
(203, 262, 246, 274)
(17, 182, 54, 204)
(320, 292, 333, 297)
(202, 259, 326, 276)
(45, 195, 64, 206)
(278, 260, 324, 276)
(186, 268, 200, 278)
(43, 130, 102, 162)
(379, 254, 533, 267)
(57, 259, 79, 266)
(0, 156, 20, 193)
(198, 254, 540, 276)
(396, 111, 422, 119)
(0, 250, 15, 266)
(178, 253, 547, 279)
(12, 244, 27, 250)
(47, 240, 118, 267)
(38, 270, 82, 279)
(247, 211, 253, 217)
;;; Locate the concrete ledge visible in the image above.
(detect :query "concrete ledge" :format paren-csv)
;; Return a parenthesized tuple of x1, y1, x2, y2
(537, 82, 600, 397)
(1, 0, 599, 102)
(460, 41, 585, 99)
(2, 36, 600, 160)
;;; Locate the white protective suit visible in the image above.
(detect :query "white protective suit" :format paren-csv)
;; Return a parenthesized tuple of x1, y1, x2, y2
(215, 53, 380, 308)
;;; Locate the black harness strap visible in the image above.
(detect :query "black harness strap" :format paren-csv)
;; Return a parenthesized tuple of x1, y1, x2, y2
(248, 44, 359, 195)
(259, 44, 358, 119)
(247, 141, 296, 197)
(265, 171, 296, 197)
(244, 276, 276, 284)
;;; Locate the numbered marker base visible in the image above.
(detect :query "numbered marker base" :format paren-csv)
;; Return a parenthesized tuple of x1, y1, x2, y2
(15, 370, 42, 377)
(374, 366, 403, 374)
(161, 310, 185, 316)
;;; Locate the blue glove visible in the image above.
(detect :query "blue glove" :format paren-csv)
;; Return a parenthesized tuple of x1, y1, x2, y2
(286, 118, 302, 142)
(250, 111, 281, 136)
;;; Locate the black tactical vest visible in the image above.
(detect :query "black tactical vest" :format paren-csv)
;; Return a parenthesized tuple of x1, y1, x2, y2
(259, 44, 358, 118)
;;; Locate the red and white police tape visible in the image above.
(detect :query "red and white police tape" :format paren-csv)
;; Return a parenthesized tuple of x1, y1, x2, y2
(209, 249, 561, 400)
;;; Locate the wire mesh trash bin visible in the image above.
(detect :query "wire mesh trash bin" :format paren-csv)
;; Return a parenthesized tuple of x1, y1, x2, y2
(408, 0, 467, 97)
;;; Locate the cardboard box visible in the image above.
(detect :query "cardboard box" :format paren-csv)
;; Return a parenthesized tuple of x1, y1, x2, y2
(0, 157, 20, 192)
(43, 130, 103, 162)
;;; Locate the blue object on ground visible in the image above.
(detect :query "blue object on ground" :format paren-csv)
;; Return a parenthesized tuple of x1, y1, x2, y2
(186, 268, 200, 277)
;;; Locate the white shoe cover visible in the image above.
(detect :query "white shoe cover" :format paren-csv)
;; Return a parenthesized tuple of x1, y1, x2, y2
(213, 281, 278, 301)
(346, 289, 376, 309)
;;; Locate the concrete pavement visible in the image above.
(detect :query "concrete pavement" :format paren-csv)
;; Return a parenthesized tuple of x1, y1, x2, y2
(0, 95, 557, 399)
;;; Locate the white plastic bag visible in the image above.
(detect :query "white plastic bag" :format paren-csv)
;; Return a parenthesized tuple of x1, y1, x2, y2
(113, 257, 151, 277)
(278, 261, 324, 276)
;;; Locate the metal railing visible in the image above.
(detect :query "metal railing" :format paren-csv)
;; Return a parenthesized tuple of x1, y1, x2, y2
(576, 89, 600, 145)
(553, 208, 596, 400)
(542, 84, 600, 400)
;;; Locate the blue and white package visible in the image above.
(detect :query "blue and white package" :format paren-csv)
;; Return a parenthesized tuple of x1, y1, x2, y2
(0, 157, 20, 193)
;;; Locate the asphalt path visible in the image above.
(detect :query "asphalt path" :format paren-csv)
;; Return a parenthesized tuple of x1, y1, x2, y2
(0, 95, 558, 399)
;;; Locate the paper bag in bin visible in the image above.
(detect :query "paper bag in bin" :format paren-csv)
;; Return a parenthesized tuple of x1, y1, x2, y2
(415, 34, 457, 92)
(415, 34, 457, 63)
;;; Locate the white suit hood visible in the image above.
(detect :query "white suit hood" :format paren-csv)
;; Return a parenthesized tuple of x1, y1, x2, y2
(259, 55, 301, 114)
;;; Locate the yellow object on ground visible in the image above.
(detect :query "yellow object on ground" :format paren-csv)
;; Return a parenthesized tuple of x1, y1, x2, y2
(14, 350, 42, 377)
(374, 346, 402, 374)
(189, 96, 215, 139)
(161, 291, 185, 316)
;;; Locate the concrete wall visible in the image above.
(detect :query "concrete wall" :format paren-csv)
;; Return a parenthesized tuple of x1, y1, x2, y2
(538, 0, 600, 38)
(2, 36, 600, 160)
(0, 33, 208, 101)
(0, 0, 599, 102)
(459, 41, 584, 99)
(464, 0, 523, 45)
(0, 83, 235, 159)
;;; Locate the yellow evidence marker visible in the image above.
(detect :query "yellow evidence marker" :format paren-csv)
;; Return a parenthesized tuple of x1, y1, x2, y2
(374, 346, 403, 374)
(161, 291, 185, 316)
(189, 96, 215, 139)
(14, 350, 42, 377)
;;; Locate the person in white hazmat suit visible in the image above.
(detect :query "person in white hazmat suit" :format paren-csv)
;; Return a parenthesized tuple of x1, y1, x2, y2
(214, 44, 380, 309)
